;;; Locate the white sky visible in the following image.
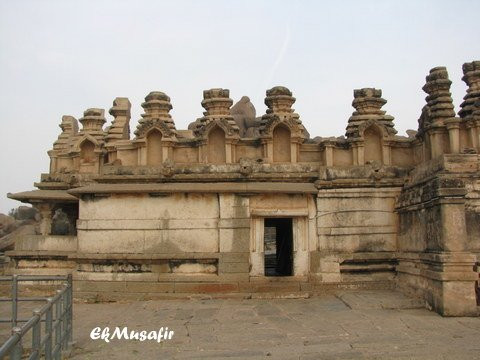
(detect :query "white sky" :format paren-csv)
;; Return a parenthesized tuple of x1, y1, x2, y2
(0, 0, 479, 213)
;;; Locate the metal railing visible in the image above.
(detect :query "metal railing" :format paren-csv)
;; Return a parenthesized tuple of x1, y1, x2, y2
(0, 274, 73, 360)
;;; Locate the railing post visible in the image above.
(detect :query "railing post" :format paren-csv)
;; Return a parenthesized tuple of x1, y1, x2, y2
(32, 309, 41, 360)
(10, 326, 22, 360)
(12, 274, 18, 328)
(55, 290, 62, 360)
(68, 273, 73, 344)
(62, 287, 68, 349)
(45, 297, 53, 360)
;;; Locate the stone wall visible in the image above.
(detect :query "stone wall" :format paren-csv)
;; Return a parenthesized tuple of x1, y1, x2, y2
(396, 155, 479, 316)
(314, 187, 400, 283)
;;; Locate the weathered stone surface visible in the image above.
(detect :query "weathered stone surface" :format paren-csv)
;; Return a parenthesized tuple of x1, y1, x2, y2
(6, 63, 480, 317)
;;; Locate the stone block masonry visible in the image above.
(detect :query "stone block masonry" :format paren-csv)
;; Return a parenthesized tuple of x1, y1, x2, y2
(7, 61, 480, 316)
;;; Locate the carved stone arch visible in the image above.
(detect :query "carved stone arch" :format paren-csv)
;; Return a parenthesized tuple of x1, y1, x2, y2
(207, 124, 226, 164)
(261, 115, 305, 139)
(135, 120, 176, 140)
(358, 120, 389, 139)
(72, 134, 100, 153)
(200, 118, 239, 139)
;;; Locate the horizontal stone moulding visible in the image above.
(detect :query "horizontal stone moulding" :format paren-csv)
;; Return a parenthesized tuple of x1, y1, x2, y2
(317, 225, 397, 236)
(68, 182, 318, 196)
(77, 219, 219, 230)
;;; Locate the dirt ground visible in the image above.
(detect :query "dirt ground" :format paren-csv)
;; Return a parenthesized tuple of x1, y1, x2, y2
(2, 291, 480, 359)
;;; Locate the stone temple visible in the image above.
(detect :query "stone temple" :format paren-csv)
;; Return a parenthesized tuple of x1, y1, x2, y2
(6, 61, 480, 316)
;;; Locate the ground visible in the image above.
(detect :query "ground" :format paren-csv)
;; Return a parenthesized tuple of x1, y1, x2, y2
(2, 291, 480, 359)
(69, 291, 480, 359)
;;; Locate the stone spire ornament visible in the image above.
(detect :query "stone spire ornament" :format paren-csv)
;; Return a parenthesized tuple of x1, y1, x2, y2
(459, 61, 480, 120)
(52, 115, 78, 152)
(78, 108, 106, 142)
(417, 67, 455, 135)
(134, 91, 177, 138)
(192, 88, 239, 137)
(105, 97, 131, 143)
(345, 88, 396, 138)
(259, 86, 306, 137)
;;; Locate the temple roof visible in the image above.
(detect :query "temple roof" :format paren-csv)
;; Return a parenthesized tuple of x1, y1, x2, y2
(7, 190, 78, 203)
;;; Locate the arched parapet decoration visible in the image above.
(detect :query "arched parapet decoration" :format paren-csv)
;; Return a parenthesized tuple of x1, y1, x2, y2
(272, 123, 292, 163)
(80, 140, 96, 163)
(260, 115, 306, 140)
(357, 119, 390, 140)
(71, 134, 103, 173)
(356, 120, 392, 165)
(207, 125, 227, 164)
(197, 119, 239, 164)
(145, 128, 164, 165)
(260, 115, 306, 163)
(134, 123, 178, 166)
(72, 133, 101, 152)
(200, 118, 240, 140)
(134, 120, 177, 141)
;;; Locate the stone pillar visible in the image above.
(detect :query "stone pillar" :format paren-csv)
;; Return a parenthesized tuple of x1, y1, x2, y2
(225, 142, 232, 163)
(290, 141, 298, 163)
(36, 203, 53, 236)
(139, 145, 147, 166)
(162, 144, 170, 162)
(218, 194, 250, 282)
(382, 142, 391, 165)
(324, 144, 333, 166)
(266, 140, 274, 163)
(352, 144, 358, 165)
(429, 129, 446, 158)
(249, 217, 264, 276)
(466, 123, 477, 149)
(476, 119, 480, 151)
(445, 118, 461, 153)
(49, 154, 58, 173)
(357, 144, 365, 165)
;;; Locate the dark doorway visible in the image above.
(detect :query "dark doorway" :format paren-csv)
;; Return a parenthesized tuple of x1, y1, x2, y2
(264, 218, 293, 276)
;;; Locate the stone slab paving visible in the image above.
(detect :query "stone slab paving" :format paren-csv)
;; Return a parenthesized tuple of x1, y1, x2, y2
(2, 290, 480, 359)
(63, 291, 480, 359)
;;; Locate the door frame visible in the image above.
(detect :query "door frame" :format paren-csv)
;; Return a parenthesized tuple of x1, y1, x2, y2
(250, 214, 309, 277)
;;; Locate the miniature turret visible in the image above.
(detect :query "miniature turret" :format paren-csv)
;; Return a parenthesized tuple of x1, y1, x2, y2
(134, 91, 177, 138)
(458, 61, 480, 152)
(345, 88, 396, 138)
(52, 115, 78, 152)
(459, 61, 480, 120)
(78, 108, 106, 142)
(192, 88, 239, 137)
(259, 86, 306, 137)
(418, 67, 455, 135)
(106, 97, 131, 143)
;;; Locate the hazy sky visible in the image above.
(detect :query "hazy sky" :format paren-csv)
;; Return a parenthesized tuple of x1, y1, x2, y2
(0, 0, 479, 213)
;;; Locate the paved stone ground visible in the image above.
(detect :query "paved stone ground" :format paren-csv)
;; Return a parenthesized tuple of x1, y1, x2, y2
(66, 291, 480, 359)
(2, 290, 480, 359)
